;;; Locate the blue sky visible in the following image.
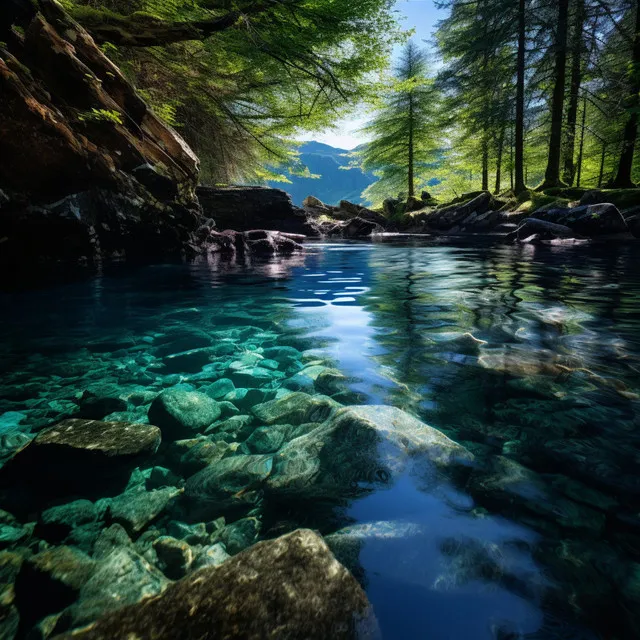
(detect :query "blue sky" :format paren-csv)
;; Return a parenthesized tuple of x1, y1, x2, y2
(301, 0, 445, 149)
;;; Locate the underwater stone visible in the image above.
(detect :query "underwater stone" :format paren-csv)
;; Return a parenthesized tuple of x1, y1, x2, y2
(0, 420, 161, 507)
(251, 392, 337, 425)
(55, 530, 377, 640)
(15, 547, 96, 628)
(217, 517, 261, 555)
(107, 487, 182, 535)
(244, 425, 289, 454)
(69, 547, 169, 628)
(148, 390, 221, 441)
(162, 348, 215, 374)
(267, 405, 474, 501)
(77, 396, 128, 420)
(38, 500, 97, 542)
(92, 524, 132, 560)
(202, 378, 235, 400)
(185, 455, 273, 514)
(217, 401, 240, 418)
(192, 543, 230, 570)
(468, 456, 606, 535)
(0, 585, 18, 640)
(0, 525, 27, 549)
(153, 536, 193, 579)
(205, 415, 255, 442)
(166, 437, 237, 475)
(224, 388, 275, 411)
(166, 521, 210, 546)
(147, 466, 182, 490)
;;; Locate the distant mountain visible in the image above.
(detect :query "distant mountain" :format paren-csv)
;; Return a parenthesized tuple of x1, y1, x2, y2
(268, 141, 377, 206)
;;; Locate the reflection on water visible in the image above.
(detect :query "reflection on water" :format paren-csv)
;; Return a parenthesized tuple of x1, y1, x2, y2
(2, 240, 640, 639)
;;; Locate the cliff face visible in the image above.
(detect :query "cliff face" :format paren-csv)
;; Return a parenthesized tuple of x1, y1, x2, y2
(0, 0, 203, 266)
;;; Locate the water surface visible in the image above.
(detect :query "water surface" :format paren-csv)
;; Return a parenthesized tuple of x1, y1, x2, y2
(2, 240, 640, 639)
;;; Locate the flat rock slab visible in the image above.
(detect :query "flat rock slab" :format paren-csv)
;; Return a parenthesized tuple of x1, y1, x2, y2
(54, 529, 378, 640)
(0, 420, 161, 508)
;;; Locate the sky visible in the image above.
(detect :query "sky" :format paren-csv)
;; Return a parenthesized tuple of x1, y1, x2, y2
(300, 0, 446, 150)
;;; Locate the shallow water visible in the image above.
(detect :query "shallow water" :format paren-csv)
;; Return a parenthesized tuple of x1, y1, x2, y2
(2, 240, 640, 639)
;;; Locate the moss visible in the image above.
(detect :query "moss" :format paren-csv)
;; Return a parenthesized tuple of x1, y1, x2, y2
(599, 189, 640, 210)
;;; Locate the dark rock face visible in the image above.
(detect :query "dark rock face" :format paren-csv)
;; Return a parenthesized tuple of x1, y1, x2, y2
(532, 203, 629, 237)
(0, 0, 204, 267)
(0, 419, 161, 508)
(197, 186, 317, 236)
(53, 529, 378, 640)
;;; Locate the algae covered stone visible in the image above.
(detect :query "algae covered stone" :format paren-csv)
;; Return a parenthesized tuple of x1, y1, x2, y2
(107, 487, 182, 534)
(54, 530, 378, 640)
(251, 392, 337, 425)
(267, 405, 473, 501)
(0, 420, 161, 505)
(148, 390, 221, 440)
(185, 455, 273, 514)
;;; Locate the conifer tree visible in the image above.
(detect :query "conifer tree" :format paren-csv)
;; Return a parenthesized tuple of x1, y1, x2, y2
(359, 42, 441, 203)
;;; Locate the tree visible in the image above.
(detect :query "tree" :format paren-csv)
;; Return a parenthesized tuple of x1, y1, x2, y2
(611, 0, 640, 187)
(514, 0, 527, 193)
(58, 0, 402, 184)
(538, 0, 570, 190)
(359, 41, 441, 204)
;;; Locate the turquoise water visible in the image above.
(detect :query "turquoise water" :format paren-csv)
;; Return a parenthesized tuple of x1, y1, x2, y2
(2, 240, 640, 638)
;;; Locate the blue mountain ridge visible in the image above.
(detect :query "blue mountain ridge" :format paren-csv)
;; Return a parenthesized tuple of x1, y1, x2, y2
(267, 141, 377, 206)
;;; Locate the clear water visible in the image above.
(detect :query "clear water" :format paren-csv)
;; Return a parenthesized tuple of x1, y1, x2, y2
(2, 240, 640, 639)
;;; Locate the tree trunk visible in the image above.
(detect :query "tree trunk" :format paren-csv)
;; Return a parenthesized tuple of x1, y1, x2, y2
(576, 98, 587, 187)
(610, 0, 640, 188)
(539, 0, 570, 190)
(562, 0, 585, 185)
(495, 125, 505, 194)
(598, 143, 606, 188)
(482, 137, 489, 192)
(514, 0, 527, 194)
(408, 95, 415, 198)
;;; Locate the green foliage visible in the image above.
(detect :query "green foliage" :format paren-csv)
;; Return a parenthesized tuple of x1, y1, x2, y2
(78, 108, 124, 125)
(65, 0, 403, 185)
(358, 42, 441, 206)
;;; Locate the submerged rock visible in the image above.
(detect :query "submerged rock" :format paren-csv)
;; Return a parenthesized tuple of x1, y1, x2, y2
(153, 536, 193, 579)
(148, 390, 221, 441)
(0, 420, 161, 507)
(251, 392, 337, 425)
(107, 487, 182, 535)
(54, 529, 378, 640)
(185, 455, 273, 515)
(69, 547, 169, 628)
(267, 405, 473, 501)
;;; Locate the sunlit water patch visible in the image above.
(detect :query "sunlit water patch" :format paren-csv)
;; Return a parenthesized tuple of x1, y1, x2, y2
(1, 240, 639, 639)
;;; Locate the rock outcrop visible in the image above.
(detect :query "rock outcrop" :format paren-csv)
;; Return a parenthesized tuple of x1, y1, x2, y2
(53, 529, 378, 640)
(531, 203, 629, 237)
(197, 186, 318, 236)
(0, 0, 205, 267)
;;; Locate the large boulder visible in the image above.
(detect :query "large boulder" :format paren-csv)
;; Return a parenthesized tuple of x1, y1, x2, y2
(266, 405, 473, 501)
(53, 529, 378, 640)
(506, 218, 584, 244)
(343, 217, 383, 238)
(0, 419, 161, 507)
(533, 203, 629, 236)
(148, 390, 221, 441)
(0, 0, 203, 267)
(196, 186, 318, 236)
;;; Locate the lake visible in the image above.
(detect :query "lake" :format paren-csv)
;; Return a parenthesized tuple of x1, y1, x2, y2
(2, 239, 639, 639)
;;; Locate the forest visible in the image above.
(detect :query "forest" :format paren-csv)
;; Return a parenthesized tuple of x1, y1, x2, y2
(42, 0, 640, 206)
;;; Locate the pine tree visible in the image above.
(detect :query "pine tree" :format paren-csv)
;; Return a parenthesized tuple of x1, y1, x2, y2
(359, 42, 441, 204)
